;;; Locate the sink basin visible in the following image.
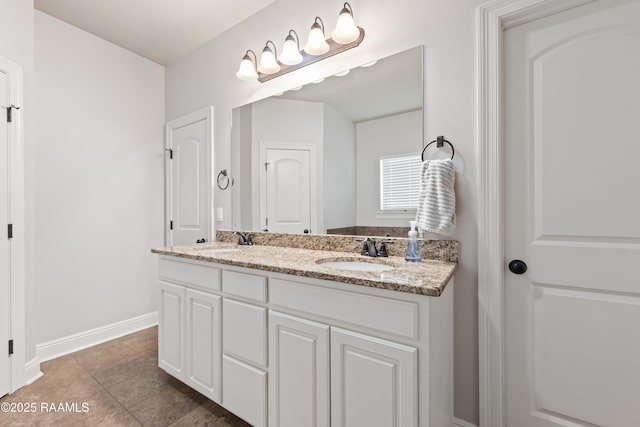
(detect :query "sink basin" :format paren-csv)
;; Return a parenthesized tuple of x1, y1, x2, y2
(196, 248, 240, 254)
(317, 258, 396, 272)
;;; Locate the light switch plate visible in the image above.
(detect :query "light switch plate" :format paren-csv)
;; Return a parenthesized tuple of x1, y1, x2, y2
(216, 207, 224, 222)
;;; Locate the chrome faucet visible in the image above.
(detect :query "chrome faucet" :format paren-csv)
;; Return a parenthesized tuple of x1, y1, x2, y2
(357, 237, 378, 257)
(356, 237, 394, 257)
(233, 231, 253, 246)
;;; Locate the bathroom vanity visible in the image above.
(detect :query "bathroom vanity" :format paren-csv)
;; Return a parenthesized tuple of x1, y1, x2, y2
(152, 239, 456, 427)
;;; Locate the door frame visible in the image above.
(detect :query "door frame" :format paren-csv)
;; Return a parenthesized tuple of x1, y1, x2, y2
(0, 53, 26, 393)
(257, 141, 318, 233)
(164, 106, 214, 246)
(476, 1, 596, 426)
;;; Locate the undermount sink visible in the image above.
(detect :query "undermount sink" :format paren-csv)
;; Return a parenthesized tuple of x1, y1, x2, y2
(317, 258, 396, 272)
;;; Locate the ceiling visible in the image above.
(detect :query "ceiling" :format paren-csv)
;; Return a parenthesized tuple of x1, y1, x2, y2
(278, 47, 423, 123)
(34, 0, 277, 65)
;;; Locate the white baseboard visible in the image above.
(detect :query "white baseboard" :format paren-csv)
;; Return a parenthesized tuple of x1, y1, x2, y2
(454, 417, 478, 427)
(36, 311, 158, 363)
(24, 357, 43, 385)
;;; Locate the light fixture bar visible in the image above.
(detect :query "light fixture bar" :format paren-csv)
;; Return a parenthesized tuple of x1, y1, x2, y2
(257, 27, 364, 83)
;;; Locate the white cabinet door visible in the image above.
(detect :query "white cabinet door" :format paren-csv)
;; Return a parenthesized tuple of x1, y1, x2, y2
(269, 311, 330, 427)
(331, 327, 418, 427)
(186, 288, 221, 403)
(223, 354, 267, 427)
(159, 281, 186, 380)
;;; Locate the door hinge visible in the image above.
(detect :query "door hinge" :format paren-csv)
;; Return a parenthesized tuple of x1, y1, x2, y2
(6, 105, 20, 123)
(266, 217, 268, 227)
(265, 162, 269, 171)
(165, 148, 173, 159)
(7, 224, 13, 239)
(8, 339, 14, 355)
(169, 220, 173, 230)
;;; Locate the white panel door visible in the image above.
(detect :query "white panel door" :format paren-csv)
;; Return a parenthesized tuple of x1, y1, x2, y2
(166, 108, 212, 246)
(158, 281, 185, 380)
(261, 147, 311, 233)
(185, 288, 221, 403)
(269, 311, 330, 427)
(504, 1, 640, 426)
(0, 70, 9, 398)
(331, 327, 417, 427)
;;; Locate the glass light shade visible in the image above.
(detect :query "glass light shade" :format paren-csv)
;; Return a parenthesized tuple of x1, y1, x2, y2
(258, 47, 281, 74)
(304, 25, 330, 55)
(279, 37, 303, 65)
(236, 56, 258, 81)
(331, 11, 359, 44)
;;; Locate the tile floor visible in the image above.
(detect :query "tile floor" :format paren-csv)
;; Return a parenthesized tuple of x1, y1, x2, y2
(0, 327, 251, 426)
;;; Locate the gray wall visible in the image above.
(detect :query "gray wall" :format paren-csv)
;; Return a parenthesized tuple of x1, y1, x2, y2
(323, 103, 356, 232)
(34, 12, 165, 343)
(166, 0, 482, 423)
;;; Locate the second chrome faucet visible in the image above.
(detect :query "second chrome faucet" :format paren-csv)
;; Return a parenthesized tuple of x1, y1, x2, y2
(356, 237, 394, 257)
(233, 231, 254, 246)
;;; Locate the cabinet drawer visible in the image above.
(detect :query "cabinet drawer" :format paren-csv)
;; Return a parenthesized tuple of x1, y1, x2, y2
(222, 270, 267, 302)
(223, 299, 267, 367)
(223, 355, 267, 427)
(159, 258, 221, 292)
(270, 278, 419, 339)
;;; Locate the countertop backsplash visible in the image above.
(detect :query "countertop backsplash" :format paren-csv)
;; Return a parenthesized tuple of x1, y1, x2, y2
(216, 229, 458, 263)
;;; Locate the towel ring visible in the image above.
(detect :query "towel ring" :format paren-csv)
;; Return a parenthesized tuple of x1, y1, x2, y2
(421, 135, 455, 161)
(216, 169, 234, 190)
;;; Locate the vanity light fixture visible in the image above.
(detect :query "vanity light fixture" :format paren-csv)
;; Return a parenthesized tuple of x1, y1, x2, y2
(279, 30, 303, 65)
(304, 17, 330, 55)
(331, 3, 360, 44)
(235, 50, 258, 81)
(236, 2, 365, 83)
(258, 41, 281, 74)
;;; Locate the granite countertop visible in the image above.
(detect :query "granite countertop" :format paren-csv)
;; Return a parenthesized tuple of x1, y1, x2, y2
(152, 242, 456, 297)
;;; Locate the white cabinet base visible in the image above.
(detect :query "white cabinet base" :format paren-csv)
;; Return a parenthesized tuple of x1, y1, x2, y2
(157, 256, 453, 427)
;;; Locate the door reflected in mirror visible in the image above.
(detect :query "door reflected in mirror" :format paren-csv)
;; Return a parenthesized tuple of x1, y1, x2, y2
(231, 46, 424, 237)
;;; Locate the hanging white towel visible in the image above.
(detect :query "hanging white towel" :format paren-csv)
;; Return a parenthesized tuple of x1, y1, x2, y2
(415, 159, 456, 235)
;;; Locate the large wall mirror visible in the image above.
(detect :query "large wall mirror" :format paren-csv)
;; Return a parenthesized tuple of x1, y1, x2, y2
(231, 46, 423, 237)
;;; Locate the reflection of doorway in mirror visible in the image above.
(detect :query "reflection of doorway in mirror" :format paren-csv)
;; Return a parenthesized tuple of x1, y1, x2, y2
(259, 142, 316, 233)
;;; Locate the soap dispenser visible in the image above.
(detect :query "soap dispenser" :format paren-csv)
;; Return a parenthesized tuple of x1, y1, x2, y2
(405, 221, 422, 262)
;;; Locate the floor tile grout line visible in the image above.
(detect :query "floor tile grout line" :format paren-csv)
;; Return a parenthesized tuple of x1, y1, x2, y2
(68, 342, 150, 426)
